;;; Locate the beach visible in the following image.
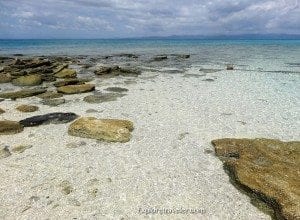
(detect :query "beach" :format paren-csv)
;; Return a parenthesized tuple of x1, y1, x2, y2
(0, 40, 299, 219)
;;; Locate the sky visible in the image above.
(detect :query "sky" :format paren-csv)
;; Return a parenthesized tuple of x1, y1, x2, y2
(0, 0, 299, 39)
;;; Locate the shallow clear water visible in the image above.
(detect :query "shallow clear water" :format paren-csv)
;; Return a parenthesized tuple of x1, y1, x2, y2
(0, 39, 300, 72)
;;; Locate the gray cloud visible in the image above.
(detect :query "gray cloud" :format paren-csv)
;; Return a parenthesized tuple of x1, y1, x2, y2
(0, 0, 299, 38)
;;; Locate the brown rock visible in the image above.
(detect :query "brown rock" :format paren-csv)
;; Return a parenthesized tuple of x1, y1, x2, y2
(54, 69, 77, 78)
(0, 73, 12, 83)
(94, 66, 141, 76)
(37, 91, 63, 99)
(211, 138, 300, 220)
(0, 107, 5, 114)
(12, 74, 42, 86)
(0, 88, 47, 99)
(68, 117, 134, 142)
(16, 104, 39, 112)
(53, 78, 91, 87)
(0, 120, 24, 135)
(57, 84, 95, 94)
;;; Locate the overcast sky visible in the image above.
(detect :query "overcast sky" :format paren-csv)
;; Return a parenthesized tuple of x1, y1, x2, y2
(0, 0, 299, 39)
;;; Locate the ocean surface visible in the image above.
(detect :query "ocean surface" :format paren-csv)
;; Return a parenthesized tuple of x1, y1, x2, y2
(0, 39, 300, 72)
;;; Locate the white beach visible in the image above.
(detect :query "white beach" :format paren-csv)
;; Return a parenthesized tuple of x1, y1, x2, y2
(0, 65, 299, 219)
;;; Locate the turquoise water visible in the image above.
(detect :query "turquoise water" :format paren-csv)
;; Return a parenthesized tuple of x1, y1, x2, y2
(0, 39, 299, 72)
(0, 39, 300, 55)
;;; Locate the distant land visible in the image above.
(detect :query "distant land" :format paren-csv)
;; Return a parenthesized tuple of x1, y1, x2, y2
(137, 34, 300, 40)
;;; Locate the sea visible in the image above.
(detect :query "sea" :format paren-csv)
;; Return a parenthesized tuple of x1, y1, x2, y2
(0, 39, 300, 72)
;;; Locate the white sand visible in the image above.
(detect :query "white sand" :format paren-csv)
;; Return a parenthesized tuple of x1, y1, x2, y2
(0, 67, 299, 220)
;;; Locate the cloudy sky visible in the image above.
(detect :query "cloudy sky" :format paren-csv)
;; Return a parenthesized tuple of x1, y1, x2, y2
(0, 0, 299, 39)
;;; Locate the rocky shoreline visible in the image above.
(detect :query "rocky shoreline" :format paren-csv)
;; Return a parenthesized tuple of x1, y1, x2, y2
(0, 55, 299, 219)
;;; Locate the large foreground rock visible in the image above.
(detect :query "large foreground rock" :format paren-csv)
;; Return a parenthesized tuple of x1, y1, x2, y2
(211, 138, 300, 220)
(57, 84, 95, 94)
(68, 117, 134, 142)
(20, 112, 78, 127)
(0, 120, 24, 135)
(0, 88, 46, 99)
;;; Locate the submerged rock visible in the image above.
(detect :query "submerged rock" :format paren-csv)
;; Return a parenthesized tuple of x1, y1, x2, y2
(59, 180, 73, 195)
(68, 117, 134, 142)
(12, 74, 42, 86)
(83, 93, 125, 103)
(0, 145, 11, 159)
(226, 64, 234, 70)
(11, 144, 32, 153)
(104, 87, 128, 93)
(152, 55, 168, 61)
(211, 138, 300, 220)
(57, 84, 95, 94)
(54, 69, 77, 78)
(16, 104, 39, 112)
(0, 120, 24, 135)
(199, 68, 221, 73)
(41, 98, 65, 106)
(19, 112, 78, 127)
(37, 91, 63, 99)
(0, 88, 47, 99)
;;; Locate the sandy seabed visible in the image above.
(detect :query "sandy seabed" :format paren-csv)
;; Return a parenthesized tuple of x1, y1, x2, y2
(0, 66, 299, 219)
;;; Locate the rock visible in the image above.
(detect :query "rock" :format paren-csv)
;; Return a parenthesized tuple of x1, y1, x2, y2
(37, 91, 63, 99)
(94, 66, 141, 76)
(202, 78, 215, 82)
(86, 109, 99, 113)
(53, 63, 68, 73)
(0, 120, 24, 135)
(57, 84, 95, 94)
(12, 74, 42, 86)
(83, 93, 125, 103)
(11, 144, 32, 153)
(0, 73, 12, 83)
(0, 145, 11, 159)
(24, 59, 51, 68)
(41, 98, 65, 106)
(211, 138, 300, 220)
(0, 108, 5, 114)
(59, 180, 73, 195)
(66, 141, 86, 148)
(0, 88, 47, 99)
(199, 68, 221, 73)
(19, 112, 78, 127)
(53, 79, 84, 87)
(68, 117, 134, 142)
(54, 69, 77, 78)
(176, 54, 190, 59)
(226, 64, 234, 70)
(104, 87, 128, 93)
(152, 55, 168, 61)
(16, 104, 39, 112)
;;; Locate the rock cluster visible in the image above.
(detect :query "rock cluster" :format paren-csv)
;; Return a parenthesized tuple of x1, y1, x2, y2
(94, 65, 141, 76)
(212, 138, 300, 220)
